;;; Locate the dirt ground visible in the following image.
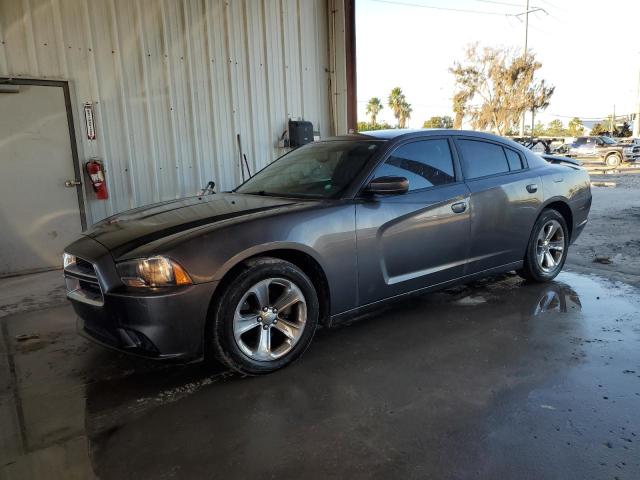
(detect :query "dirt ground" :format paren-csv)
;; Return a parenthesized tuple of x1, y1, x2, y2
(568, 172, 640, 285)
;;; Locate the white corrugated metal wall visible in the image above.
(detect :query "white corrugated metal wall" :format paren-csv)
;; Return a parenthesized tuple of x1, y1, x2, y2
(0, 0, 348, 225)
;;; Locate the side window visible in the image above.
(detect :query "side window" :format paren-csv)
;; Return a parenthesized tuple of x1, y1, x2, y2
(457, 139, 510, 179)
(374, 139, 455, 191)
(504, 148, 524, 171)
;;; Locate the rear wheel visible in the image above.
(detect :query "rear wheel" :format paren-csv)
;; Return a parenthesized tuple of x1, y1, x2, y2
(208, 257, 319, 375)
(605, 153, 622, 168)
(517, 209, 568, 283)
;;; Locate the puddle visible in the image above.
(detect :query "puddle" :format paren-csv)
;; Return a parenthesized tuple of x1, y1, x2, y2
(1, 271, 639, 479)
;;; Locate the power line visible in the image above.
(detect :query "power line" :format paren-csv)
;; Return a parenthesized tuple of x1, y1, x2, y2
(371, 0, 512, 16)
(538, 0, 567, 13)
(547, 113, 636, 120)
(470, 0, 528, 7)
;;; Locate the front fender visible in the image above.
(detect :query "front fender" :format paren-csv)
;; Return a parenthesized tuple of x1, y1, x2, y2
(210, 241, 327, 282)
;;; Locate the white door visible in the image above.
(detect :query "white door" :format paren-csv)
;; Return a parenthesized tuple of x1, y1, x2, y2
(0, 83, 84, 276)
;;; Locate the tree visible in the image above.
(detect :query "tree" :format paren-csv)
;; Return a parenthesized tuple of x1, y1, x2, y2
(590, 123, 607, 135)
(388, 87, 407, 127)
(546, 119, 566, 136)
(423, 116, 454, 129)
(357, 121, 394, 132)
(532, 121, 546, 136)
(618, 121, 632, 137)
(398, 101, 412, 128)
(527, 79, 554, 131)
(365, 97, 383, 126)
(452, 91, 470, 129)
(567, 117, 584, 137)
(449, 44, 554, 135)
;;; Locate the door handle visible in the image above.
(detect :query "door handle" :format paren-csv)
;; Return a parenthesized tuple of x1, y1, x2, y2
(526, 184, 538, 193)
(451, 201, 467, 214)
(65, 179, 81, 187)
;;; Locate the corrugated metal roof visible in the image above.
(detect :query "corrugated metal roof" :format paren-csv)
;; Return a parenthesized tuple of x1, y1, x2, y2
(0, 0, 333, 224)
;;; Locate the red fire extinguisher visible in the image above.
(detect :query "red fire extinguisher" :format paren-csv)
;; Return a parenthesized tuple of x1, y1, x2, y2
(85, 159, 109, 200)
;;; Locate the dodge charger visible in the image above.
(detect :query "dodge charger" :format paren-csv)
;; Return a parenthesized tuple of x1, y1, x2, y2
(63, 130, 591, 374)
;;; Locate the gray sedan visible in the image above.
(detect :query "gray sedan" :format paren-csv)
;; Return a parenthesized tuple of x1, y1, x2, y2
(63, 129, 591, 374)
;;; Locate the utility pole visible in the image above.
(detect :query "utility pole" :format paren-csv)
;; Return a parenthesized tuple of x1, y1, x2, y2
(611, 105, 616, 136)
(634, 65, 640, 138)
(519, 0, 530, 137)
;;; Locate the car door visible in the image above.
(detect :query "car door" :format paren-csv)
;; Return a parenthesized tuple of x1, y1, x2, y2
(355, 138, 471, 306)
(580, 137, 597, 158)
(454, 138, 542, 274)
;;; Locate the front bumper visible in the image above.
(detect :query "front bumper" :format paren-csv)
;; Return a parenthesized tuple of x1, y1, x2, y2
(65, 236, 218, 361)
(71, 282, 217, 361)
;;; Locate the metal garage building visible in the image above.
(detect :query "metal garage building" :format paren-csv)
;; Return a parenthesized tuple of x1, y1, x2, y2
(0, 0, 356, 276)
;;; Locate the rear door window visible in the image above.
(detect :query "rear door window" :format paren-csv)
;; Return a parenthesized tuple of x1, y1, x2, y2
(456, 139, 510, 179)
(504, 148, 524, 171)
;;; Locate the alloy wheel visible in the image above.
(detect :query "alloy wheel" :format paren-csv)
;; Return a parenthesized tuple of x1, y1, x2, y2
(606, 154, 621, 167)
(535, 219, 565, 273)
(232, 277, 307, 361)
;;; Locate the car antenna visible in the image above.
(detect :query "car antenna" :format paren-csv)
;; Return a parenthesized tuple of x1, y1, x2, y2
(237, 133, 247, 182)
(243, 153, 252, 178)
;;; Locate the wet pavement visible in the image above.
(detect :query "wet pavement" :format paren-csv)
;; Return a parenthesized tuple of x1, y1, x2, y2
(1, 271, 639, 479)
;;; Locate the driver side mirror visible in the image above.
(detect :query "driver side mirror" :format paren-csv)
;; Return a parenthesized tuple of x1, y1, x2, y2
(365, 176, 409, 195)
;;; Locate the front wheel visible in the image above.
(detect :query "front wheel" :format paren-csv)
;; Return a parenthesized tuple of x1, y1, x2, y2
(517, 209, 569, 283)
(208, 257, 319, 375)
(605, 153, 622, 168)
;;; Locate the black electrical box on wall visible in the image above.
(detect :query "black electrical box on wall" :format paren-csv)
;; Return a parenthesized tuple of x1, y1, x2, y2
(288, 120, 313, 147)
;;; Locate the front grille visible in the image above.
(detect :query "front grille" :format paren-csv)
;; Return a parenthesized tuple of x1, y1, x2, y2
(64, 256, 104, 306)
(75, 258, 95, 276)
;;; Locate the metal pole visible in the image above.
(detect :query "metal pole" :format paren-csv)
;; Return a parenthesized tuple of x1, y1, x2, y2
(519, 0, 530, 136)
(634, 66, 640, 138)
(531, 107, 535, 139)
(611, 105, 615, 136)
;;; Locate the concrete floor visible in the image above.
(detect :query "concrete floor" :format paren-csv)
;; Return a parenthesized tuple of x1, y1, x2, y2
(1, 270, 639, 479)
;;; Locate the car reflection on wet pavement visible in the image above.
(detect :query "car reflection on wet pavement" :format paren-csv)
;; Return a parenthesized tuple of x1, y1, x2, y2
(1, 271, 639, 479)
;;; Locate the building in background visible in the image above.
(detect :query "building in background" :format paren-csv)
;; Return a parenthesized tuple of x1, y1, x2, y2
(0, 0, 356, 276)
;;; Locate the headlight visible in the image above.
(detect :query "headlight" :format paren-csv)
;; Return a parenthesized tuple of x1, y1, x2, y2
(63, 252, 76, 269)
(623, 147, 632, 154)
(116, 256, 192, 287)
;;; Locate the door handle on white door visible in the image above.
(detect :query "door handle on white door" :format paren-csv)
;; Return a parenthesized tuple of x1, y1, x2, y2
(64, 180, 81, 187)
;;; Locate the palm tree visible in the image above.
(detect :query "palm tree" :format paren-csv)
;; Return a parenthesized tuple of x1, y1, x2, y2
(398, 101, 412, 128)
(365, 97, 383, 125)
(388, 87, 405, 126)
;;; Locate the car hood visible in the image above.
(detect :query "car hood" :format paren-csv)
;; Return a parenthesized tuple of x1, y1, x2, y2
(86, 193, 301, 256)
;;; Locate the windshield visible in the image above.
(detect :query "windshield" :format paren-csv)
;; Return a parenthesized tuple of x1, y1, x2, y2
(235, 141, 381, 198)
(599, 136, 616, 144)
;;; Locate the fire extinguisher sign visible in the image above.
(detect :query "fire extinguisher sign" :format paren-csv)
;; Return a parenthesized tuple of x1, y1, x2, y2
(84, 102, 96, 140)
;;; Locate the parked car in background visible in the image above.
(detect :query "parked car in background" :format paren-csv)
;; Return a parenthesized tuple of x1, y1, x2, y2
(63, 130, 591, 374)
(567, 136, 640, 167)
(618, 137, 640, 147)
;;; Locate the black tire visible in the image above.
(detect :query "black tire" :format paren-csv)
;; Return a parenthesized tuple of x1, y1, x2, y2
(605, 153, 622, 168)
(208, 257, 319, 375)
(517, 209, 569, 283)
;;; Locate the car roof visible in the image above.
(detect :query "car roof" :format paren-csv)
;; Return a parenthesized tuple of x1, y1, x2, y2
(319, 128, 546, 169)
(322, 128, 517, 144)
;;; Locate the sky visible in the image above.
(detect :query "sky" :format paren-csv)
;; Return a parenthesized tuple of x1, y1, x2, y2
(356, 0, 640, 129)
